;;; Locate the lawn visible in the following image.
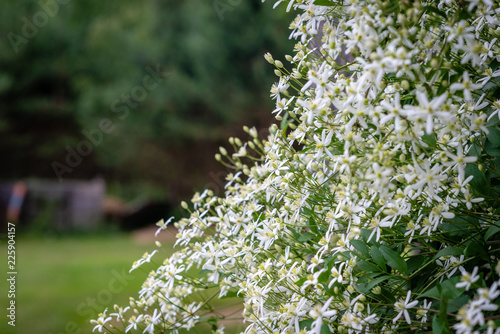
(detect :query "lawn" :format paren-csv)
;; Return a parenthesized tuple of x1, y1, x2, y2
(0, 231, 244, 334)
(0, 233, 167, 334)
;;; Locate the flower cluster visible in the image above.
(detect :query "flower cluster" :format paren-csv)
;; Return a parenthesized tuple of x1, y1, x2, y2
(454, 267, 500, 334)
(92, 0, 500, 333)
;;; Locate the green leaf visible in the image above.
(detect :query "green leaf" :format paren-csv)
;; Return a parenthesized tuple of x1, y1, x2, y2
(424, 5, 447, 19)
(491, 59, 500, 71)
(318, 270, 331, 284)
(447, 294, 470, 313)
(433, 247, 463, 261)
(422, 133, 437, 150)
(296, 277, 307, 287)
(406, 256, 426, 274)
(420, 285, 441, 299)
(379, 286, 396, 303)
(370, 246, 386, 270)
(457, 7, 473, 21)
(207, 316, 218, 326)
(495, 157, 500, 173)
(298, 232, 315, 242)
(320, 323, 331, 334)
(357, 260, 382, 273)
(361, 228, 380, 246)
(487, 127, 500, 146)
(299, 319, 314, 330)
(465, 163, 490, 195)
(465, 240, 489, 261)
(199, 269, 213, 275)
(485, 221, 500, 241)
(440, 276, 463, 299)
(200, 316, 219, 331)
(434, 295, 451, 334)
(379, 245, 408, 274)
(485, 140, 500, 156)
(280, 113, 290, 133)
(432, 313, 450, 334)
(350, 239, 370, 257)
(313, 0, 334, 6)
(467, 140, 483, 158)
(365, 275, 391, 291)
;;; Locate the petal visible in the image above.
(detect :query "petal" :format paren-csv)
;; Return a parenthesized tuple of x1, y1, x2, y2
(404, 310, 412, 325)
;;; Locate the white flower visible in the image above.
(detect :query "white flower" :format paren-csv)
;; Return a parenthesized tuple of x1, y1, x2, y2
(445, 20, 475, 47)
(402, 90, 448, 134)
(478, 281, 500, 302)
(90, 1, 500, 333)
(313, 129, 334, 160)
(443, 143, 477, 181)
(416, 299, 432, 324)
(90, 308, 112, 333)
(309, 297, 337, 334)
(411, 160, 446, 197)
(456, 266, 480, 291)
(379, 92, 404, 131)
(125, 315, 144, 332)
(450, 71, 483, 101)
(110, 305, 130, 321)
(155, 217, 175, 237)
(393, 290, 418, 325)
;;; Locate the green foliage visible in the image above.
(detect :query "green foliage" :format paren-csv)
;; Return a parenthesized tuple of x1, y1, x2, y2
(0, 0, 293, 197)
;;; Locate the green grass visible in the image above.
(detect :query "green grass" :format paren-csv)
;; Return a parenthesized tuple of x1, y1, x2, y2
(0, 232, 244, 334)
(0, 233, 164, 334)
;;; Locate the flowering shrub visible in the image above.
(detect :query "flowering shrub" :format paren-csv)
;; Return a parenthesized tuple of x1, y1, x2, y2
(91, 0, 500, 333)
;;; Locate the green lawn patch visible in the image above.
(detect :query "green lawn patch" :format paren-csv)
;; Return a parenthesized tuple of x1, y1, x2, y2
(0, 234, 163, 334)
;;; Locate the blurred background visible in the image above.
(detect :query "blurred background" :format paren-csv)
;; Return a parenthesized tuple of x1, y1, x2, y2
(0, 0, 293, 332)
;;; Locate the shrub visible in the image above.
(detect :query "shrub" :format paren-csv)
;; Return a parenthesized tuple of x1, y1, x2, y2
(92, 0, 500, 333)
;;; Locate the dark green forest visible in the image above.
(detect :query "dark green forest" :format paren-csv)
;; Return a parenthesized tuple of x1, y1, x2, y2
(0, 0, 293, 201)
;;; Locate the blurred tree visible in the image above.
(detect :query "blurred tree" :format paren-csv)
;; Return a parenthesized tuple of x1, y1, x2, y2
(0, 0, 293, 201)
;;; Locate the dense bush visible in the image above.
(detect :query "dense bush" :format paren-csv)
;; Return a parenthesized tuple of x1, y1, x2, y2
(92, 0, 500, 333)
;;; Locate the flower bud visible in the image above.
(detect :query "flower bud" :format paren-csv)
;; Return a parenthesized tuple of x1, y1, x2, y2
(264, 52, 274, 64)
(291, 71, 302, 79)
(249, 127, 258, 138)
(401, 80, 410, 90)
